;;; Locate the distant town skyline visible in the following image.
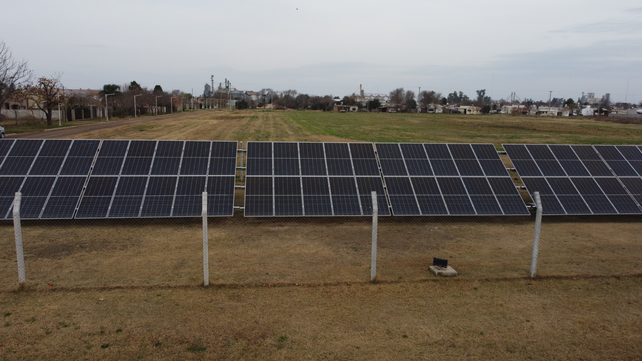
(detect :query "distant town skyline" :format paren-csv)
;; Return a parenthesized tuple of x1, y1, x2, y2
(2, 0, 641, 103)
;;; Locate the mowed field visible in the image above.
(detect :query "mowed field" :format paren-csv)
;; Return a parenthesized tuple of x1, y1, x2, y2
(1, 110, 642, 360)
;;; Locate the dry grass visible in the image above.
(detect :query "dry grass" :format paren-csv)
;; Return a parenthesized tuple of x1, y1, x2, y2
(1, 110, 641, 359)
(1, 278, 641, 360)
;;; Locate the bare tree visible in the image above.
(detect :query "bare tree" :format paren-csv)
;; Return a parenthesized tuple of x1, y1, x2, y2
(24, 74, 65, 126)
(419, 90, 441, 109)
(389, 88, 405, 110)
(404, 90, 416, 112)
(0, 41, 33, 111)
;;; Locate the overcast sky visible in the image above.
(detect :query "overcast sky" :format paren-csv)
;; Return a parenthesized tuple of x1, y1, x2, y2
(2, 0, 641, 102)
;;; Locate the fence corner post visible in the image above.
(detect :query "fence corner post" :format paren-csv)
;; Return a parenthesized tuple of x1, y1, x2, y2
(13, 192, 26, 286)
(371, 191, 378, 282)
(202, 191, 209, 286)
(530, 192, 543, 279)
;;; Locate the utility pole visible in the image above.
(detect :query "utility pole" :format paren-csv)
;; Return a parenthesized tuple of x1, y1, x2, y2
(549, 91, 552, 112)
(105, 93, 115, 121)
(134, 94, 142, 117)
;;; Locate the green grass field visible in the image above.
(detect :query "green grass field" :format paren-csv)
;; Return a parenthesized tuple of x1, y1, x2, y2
(1, 110, 641, 360)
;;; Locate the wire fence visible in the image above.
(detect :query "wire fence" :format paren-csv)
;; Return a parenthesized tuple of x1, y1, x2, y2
(2, 190, 641, 292)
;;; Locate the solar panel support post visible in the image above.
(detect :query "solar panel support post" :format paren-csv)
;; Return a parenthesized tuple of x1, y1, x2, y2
(371, 191, 378, 282)
(240, 141, 244, 183)
(13, 192, 26, 285)
(202, 191, 209, 286)
(530, 192, 543, 279)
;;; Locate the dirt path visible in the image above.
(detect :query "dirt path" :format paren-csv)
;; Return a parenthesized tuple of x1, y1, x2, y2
(9, 111, 203, 139)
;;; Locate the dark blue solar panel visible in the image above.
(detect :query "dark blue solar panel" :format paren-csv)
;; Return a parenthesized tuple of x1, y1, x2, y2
(99, 140, 129, 157)
(405, 159, 433, 176)
(299, 143, 324, 158)
(244, 196, 273, 216)
(180, 158, 209, 175)
(379, 159, 408, 176)
(274, 142, 298, 158)
(511, 160, 542, 176)
(274, 158, 300, 175)
(0, 156, 37, 175)
(526, 145, 556, 160)
(41, 196, 81, 219)
(617, 146, 642, 161)
(92, 157, 125, 175)
(0, 177, 25, 196)
(329, 177, 361, 215)
(385, 177, 420, 215)
(0, 139, 16, 157)
(376, 143, 403, 158)
(211, 141, 237, 158)
(520, 177, 565, 215)
(549, 145, 578, 160)
(352, 159, 379, 176)
(479, 160, 508, 176)
(448, 144, 475, 159)
(572, 145, 601, 160)
(400, 144, 427, 159)
(350, 143, 376, 159)
(326, 159, 353, 175)
(121, 157, 153, 175)
(324, 143, 350, 158)
(430, 159, 459, 176)
(247, 142, 272, 158)
(300, 159, 326, 175)
(209, 158, 237, 176)
(40, 140, 72, 156)
(424, 144, 451, 159)
(60, 157, 95, 176)
(472, 144, 501, 160)
(155, 141, 184, 157)
(535, 160, 566, 176)
(68, 140, 100, 157)
(356, 177, 389, 216)
(75, 196, 112, 218)
(108, 196, 143, 218)
(454, 159, 484, 176)
(151, 157, 181, 175)
(29, 157, 65, 175)
(246, 158, 272, 176)
(8, 139, 43, 156)
(183, 141, 211, 157)
(503, 145, 532, 159)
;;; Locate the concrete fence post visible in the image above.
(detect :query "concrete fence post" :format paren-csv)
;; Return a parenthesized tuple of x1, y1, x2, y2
(371, 191, 378, 282)
(202, 191, 209, 286)
(530, 192, 543, 278)
(13, 192, 26, 285)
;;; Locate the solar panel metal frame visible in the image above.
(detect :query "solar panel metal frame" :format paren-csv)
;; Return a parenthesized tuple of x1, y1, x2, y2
(376, 143, 529, 216)
(244, 142, 388, 217)
(504, 144, 642, 215)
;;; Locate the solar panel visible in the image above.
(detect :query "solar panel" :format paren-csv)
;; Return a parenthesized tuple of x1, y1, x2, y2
(245, 142, 385, 216)
(74, 140, 237, 218)
(504, 144, 642, 215)
(377, 143, 528, 216)
(41, 177, 88, 219)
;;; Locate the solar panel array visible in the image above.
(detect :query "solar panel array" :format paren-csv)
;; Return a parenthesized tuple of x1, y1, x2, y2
(0, 139, 100, 219)
(5, 138, 639, 219)
(244, 142, 389, 216)
(0, 139, 237, 219)
(375, 143, 529, 216)
(504, 144, 642, 215)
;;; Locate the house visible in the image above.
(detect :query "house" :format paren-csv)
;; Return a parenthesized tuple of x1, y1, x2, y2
(333, 104, 358, 112)
(457, 105, 480, 115)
